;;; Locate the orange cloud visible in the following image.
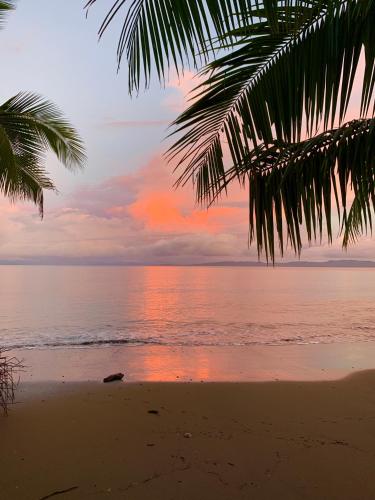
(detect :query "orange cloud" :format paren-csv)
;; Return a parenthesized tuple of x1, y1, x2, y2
(127, 190, 243, 234)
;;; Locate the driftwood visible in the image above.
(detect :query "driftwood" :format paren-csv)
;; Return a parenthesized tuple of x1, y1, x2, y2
(0, 348, 23, 415)
(103, 372, 124, 383)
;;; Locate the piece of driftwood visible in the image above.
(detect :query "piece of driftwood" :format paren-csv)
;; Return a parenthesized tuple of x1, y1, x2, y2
(103, 372, 124, 383)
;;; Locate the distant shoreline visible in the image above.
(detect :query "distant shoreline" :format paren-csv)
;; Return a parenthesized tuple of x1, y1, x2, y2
(193, 259, 375, 268)
(0, 259, 375, 267)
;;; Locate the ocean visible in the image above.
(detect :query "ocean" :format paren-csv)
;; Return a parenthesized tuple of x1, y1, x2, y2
(1, 265, 374, 350)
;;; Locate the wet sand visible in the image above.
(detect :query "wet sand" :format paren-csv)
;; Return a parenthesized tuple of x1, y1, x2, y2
(13, 341, 375, 382)
(3, 371, 375, 499)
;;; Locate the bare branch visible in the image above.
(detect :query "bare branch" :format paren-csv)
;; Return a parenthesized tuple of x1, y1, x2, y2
(0, 348, 23, 415)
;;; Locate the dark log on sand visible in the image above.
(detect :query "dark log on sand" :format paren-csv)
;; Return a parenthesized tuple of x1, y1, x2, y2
(103, 373, 124, 383)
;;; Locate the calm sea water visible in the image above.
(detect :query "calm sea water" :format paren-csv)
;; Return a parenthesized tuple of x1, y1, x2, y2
(0, 265, 374, 350)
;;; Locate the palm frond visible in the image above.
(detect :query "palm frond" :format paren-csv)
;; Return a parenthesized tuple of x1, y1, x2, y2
(0, 92, 86, 212)
(85, 0, 263, 92)
(0, 1, 14, 29)
(204, 119, 375, 261)
(172, 0, 375, 201)
(0, 153, 56, 216)
(0, 93, 86, 168)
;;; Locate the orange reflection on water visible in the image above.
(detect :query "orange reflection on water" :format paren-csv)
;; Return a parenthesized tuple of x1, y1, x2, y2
(140, 266, 181, 323)
(134, 267, 216, 380)
(139, 347, 212, 381)
(137, 265, 214, 329)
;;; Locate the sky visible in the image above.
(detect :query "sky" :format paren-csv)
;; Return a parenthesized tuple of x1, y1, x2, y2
(0, 0, 373, 265)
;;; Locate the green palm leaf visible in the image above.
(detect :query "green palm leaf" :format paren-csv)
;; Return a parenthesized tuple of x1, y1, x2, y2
(205, 119, 375, 261)
(0, 1, 14, 28)
(0, 93, 86, 167)
(172, 0, 375, 199)
(0, 92, 86, 213)
(0, 153, 55, 215)
(85, 0, 260, 92)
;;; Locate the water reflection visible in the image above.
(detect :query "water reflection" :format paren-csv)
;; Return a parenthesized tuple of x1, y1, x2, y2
(16, 342, 375, 383)
(2, 266, 375, 349)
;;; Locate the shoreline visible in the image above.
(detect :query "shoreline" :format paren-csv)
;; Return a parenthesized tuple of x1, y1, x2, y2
(10, 341, 375, 383)
(3, 371, 375, 499)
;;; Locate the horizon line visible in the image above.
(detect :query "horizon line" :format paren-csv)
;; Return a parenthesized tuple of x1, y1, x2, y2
(0, 259, 375, 268)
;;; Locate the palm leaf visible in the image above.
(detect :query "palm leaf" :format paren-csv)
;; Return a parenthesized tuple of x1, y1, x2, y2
(204, 119, 375, 261)
(0, 92, 86, 212)
(0, 93, 86, 168)
(85, 0, 266, 92)
(0, 1, 14, 28)
(172, 0, 375, 202)
(0, 153, 55, 215)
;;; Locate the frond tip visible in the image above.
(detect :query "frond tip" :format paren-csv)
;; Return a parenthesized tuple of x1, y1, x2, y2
(0, 1, 14, 29)
(85, 0, 250, 93)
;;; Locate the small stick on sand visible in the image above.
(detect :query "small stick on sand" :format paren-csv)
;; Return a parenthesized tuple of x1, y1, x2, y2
(39, 486, 79, 500)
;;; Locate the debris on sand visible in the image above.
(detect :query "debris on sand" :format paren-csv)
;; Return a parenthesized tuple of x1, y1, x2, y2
(103, 373, 124, 383)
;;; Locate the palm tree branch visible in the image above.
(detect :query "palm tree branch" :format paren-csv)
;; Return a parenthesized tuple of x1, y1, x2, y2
(1, 154, 56, 215)
(171, 0, 374, 206)
(0, 93, 85, 212)
(201, 118, 375, 261)
(0, 93, 86, 168)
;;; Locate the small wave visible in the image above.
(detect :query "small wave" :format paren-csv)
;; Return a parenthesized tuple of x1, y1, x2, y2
(351, 324, 375, 332)
(7, 336, 374, 350)
(3, 336, 278, 350)
(5, 338, 164, 350)
(280, 337, 304, 343)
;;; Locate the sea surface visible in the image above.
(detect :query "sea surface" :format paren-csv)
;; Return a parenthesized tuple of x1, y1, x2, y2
(1, 265, 375, 350)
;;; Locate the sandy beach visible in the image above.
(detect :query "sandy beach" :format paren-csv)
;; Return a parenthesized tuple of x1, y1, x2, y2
(3, 370, 375, 499)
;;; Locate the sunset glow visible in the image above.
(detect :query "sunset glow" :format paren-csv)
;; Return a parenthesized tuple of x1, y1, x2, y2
(0, 3, 370, 265)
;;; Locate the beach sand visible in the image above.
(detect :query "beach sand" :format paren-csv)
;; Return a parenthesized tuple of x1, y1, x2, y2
(3, 371, 375, 499)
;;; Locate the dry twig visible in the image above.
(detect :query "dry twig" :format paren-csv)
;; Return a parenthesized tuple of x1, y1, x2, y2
(39, 486, 79, 499)
(0, 347, 22, 415)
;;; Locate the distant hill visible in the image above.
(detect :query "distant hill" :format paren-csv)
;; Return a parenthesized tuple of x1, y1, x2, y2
(195, 260, 375, 268)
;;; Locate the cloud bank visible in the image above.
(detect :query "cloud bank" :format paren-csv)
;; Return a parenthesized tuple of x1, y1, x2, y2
(0, 155, 374, 265)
